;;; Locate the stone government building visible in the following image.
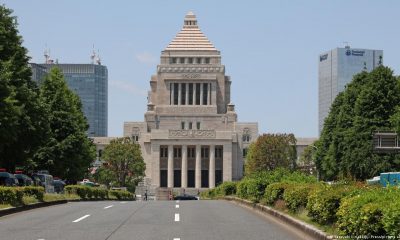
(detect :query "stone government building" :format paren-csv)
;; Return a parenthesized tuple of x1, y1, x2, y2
(123, 12, 258, 191)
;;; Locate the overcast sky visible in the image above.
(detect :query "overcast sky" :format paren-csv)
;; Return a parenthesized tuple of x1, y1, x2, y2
(3, 0, 400, 138)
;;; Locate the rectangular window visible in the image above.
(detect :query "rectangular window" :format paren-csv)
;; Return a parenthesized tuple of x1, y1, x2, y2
(189, 122, 192, 129)
(243, 148, 248, 157)
(188, 83, 193, 105)
(160, 146, 168, 158)
(203, 83, 208, 105)
(181, 83, 186, 105)
(196, 58, 201, 64)
(197, 122, 201, 130)
(181, 121, 185, 130)
(179, 57, 185, 64)
(196, 83, 201, 105)
(205, 58, 210, 64)
(174, 83, 179, 105)
(188, 58, 193, 64)
(171, 58, 177, 64)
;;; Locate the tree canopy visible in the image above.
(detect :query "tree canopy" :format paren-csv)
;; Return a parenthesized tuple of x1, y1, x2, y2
(0, 5, 49, 172)
(34, 67, 95, 181)
(245, 133, 297, 175)
(98, 137, 145, 191)
(315, 66, 400, 181)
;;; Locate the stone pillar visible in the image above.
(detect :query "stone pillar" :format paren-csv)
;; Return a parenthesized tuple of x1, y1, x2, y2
(208, 84, 210, 105)
(200, 83, 203, 105)
(168, 145, 174, 188)
(178, 83, 181, 105)
(195, 144, 201, 189)
(193, 83, 196, 105)
(171, 83, 175, 105)
(185, 83, 189, 106)
(209, 145, 215, 188)
(223, 144, 232, 182)
(181, 145, 188, 188)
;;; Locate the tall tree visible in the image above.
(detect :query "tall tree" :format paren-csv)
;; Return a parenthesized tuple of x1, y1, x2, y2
(0, 5, 49, 171)
(34, 67, 95, 181)
(316, 66, 400, 181)
(245, 133, 297, 175)
(101, 137, 145, 191)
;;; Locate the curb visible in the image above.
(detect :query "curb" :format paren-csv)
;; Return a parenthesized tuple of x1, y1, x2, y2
(0, 200, 67, 217)
(224, 196, 333, 240)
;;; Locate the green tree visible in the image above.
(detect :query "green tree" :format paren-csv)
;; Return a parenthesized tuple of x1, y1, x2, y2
(245, 133, 297, 175)
(101, 137, 145, 191)
(0, 5, 49, 171)
(34, 67, 95, 181)
(316, 66, 400, 181)
(299, 145, 315, 167)
(93, 167, 116, 189)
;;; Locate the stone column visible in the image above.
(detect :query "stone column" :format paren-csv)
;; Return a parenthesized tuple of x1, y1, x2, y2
(223, 144, 232, 182)
(171, 83, 175, 105)
(207, 83, 210, 105)
(168, 145, 174, 188)
(193, 83, 196, 105)
(181, 145, 188, 188)
(178, 83, 181, 105)
(209, 145, 215, 188)
(185, 83, 189, 106)
(195, 144, 201, 189)
(200, 83, 203, 105)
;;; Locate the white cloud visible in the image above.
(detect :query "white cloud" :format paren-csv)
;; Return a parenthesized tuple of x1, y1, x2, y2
(135, 52, 157, 64)
(109, 80, 147, 96)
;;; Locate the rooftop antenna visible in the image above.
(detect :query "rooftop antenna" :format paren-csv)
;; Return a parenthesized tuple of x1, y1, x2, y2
(96, 49, 101, 65)
(44, 44, 50, 64)
(90, 44, 96, 64)
(344, 41, 350, 48)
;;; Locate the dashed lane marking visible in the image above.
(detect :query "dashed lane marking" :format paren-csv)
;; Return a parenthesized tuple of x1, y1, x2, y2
(72, 214, 90, 223)
(104, 205, 114, 209)
(175, 204, 179, 209)
(174, 213, 180, 222)
(173, 238, 181, 240)
(120, 202, 127, 204)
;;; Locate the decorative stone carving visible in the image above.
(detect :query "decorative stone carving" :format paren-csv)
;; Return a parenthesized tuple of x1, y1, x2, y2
(169, 130, 216, 139)
(182, 73, 200, 79)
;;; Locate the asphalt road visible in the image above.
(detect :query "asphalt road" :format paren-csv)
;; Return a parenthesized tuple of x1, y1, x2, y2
(0, 200, 313, 240)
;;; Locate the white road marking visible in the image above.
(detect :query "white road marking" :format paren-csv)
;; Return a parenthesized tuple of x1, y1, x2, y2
(174, 213, 180, 222)
(120, 201, 127, 204)
(176, 200, 180, 203)
(104, 205, 113, 209)
(173, 238, 181, 240)
(72, 214, 90, 223)
(175, 204, 179, 209)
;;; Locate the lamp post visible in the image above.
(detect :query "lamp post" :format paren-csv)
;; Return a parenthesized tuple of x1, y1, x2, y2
(310, 145, 320, 181)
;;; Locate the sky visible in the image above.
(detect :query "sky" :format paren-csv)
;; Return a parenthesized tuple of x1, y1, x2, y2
(3, 0, 400, 138)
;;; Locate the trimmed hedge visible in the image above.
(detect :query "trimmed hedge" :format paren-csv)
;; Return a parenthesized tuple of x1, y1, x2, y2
(22, 186, 45, 201)
(65, 185, 134, 201)
(109, 190, 135, 200)
(0, 186, 45, 206)
(263, 182, 291, 205)
(283, 183, 318, 212)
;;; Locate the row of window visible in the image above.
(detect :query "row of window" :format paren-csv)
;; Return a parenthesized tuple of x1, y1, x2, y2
(159, 146, 223, 158)
(170, 57, 210, 64)
(170, 82, 211, 105)
(181, 121, 201, 130)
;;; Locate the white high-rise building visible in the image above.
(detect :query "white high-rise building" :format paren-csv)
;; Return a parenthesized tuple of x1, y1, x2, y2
(318, 45, 383, 134)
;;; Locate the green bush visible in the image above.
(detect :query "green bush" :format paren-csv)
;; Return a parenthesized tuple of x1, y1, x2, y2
(218, 181, 237, 195)
(307, 184, 361, 224)
(109, 190, 134, 200)
(263, 182, 290, 205)
(0, 187, 24, 206)
(337, 187, 400, 237)
(22, 186, 45, 201)
(283, 183, 318, 212)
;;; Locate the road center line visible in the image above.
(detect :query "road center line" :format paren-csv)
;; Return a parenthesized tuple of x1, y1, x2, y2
(176, 200, 180, 203)
(120, 201, 127, 204)
(173, 238, 181, 240)
(174, 213, 180, 222)
(104, 205, 114, 209)
(72, 214, 90, 223)
(175, 204, 179, 209)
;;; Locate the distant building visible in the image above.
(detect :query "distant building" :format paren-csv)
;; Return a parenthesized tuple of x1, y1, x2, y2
(30, 61, 108, 137)
(123, 12, 258, 190)
(29, 63, 47, 85)
(318, 45, 383, 134)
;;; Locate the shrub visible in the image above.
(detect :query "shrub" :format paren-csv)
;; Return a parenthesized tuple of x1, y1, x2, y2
(337, 187, 400, 237)
(109, 190, 134, 200)
(283, 183, 318, 212)
(22, 186, 45, 201)
(263, 182, 290, 205)
(0, 187, 24, 206)
(307, 184, 361, 224)
(218, 181, 237, 196)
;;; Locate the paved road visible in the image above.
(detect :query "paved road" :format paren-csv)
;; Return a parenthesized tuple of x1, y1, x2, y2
(0, 200, 313, 240)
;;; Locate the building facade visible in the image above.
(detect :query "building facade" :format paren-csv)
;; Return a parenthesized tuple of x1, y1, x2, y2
(30, 63, 108, 137)
(124, 12, 258, 189)
(318, 46, 383, 133)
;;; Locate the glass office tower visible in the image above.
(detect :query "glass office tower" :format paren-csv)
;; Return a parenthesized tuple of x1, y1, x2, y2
(318, 46, 383, 134)
(30, 63, 108, 137)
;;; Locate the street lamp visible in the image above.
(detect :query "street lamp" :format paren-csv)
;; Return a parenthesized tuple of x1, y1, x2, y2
(310, 144, 320, 181)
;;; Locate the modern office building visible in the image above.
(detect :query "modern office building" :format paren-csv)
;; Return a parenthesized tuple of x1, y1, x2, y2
(123, 12, 258, 191)
(318, 46, 383, 133)
(30, 61, 108, 137)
